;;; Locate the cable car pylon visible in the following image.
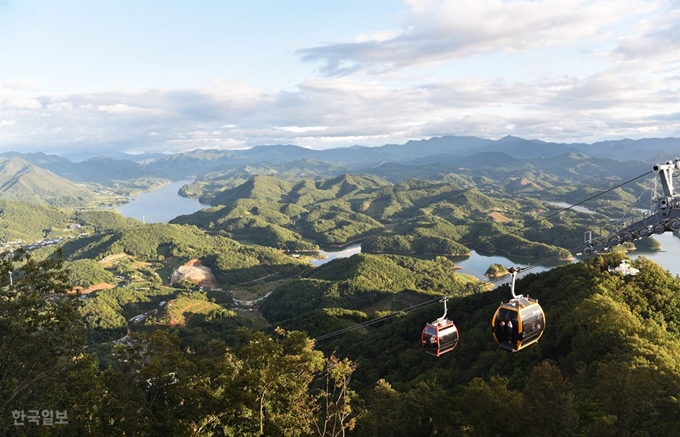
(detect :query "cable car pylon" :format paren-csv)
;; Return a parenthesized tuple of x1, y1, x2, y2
(583, 158, 680, 254)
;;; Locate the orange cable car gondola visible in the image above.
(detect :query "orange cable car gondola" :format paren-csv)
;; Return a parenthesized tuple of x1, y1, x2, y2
(491, 268, 545, 352)
(422, 297, 459, 357)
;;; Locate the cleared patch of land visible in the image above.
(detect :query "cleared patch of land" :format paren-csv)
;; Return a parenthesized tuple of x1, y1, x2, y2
(69, 283, 116, 295)
(98, 253, 128, 267)
(170, 259, 219, 288)
(488, 211, 511, 222)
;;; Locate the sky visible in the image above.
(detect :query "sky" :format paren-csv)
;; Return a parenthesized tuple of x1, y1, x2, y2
(1, 0, 678, 157)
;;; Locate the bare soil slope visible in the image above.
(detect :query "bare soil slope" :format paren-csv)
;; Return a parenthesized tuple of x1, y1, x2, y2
(170, 259, 219, 288)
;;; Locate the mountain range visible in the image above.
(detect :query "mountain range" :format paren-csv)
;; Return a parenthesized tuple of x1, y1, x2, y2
(1, 135, 676, 207)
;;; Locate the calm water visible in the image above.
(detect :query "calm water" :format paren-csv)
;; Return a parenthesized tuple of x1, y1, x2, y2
(630, 232, 680, 276)
(116, 180, 207, 223)
(545, 201, 593, 214)
(311, 243, 363, 266)
(310, 235, 679, 280)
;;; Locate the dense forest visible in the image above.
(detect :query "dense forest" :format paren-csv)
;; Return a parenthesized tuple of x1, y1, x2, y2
(2, 240, 679, 435)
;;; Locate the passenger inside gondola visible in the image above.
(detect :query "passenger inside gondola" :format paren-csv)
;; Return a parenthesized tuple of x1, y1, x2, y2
(507, 315, 517, 345)
(496, 319, 506, 343)
(423, 326, 438, 355)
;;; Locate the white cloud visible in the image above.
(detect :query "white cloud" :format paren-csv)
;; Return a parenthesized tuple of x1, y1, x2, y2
(614, 8, 680, 64)
(47, 102, 73, 111)
(0, 119, 18, 128)
(97, 103, 174, 117)
(298, 0, 659, 75)
(2, 67, 677, 156)
(354, 29, 405, 43)
(0, 88, 43, 109)
(277, 126, 328, 133)
(162, 137, 248, 152)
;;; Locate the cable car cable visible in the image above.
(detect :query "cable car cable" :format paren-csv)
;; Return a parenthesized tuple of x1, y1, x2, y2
(314, 296, 444, 341)
(609, 182, 652, 231)
(274, 255, 464, 333)
(313, 238, 601, 342)
(313, 235, 614, 343)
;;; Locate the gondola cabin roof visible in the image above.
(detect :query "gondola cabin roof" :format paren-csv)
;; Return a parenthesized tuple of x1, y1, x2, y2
(501, 296, 536, 310)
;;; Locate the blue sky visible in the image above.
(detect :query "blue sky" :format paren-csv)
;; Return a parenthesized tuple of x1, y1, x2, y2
(1, 0, 678, 156)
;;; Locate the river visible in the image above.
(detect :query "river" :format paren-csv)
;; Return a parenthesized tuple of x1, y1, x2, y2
(116, 184, 679, 277)
(115, 180, 207, 223)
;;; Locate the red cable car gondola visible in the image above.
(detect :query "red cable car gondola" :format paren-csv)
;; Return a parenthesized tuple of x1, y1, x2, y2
(422, 297, 459, 357)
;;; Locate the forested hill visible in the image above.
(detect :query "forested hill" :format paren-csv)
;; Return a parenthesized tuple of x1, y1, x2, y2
(303, 253, 680, 436)
(56, 222, 307, 284)
(171, 172, 599, 259)
(0, 156, 96, 207)
(260, 253, 479, 323)
(0, 200, 137, 243)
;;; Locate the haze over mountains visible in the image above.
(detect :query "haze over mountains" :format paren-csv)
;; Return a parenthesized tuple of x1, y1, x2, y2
(2, 136, 677, 186)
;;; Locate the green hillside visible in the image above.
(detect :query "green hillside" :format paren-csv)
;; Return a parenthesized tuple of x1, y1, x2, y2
(56, 222, 308, 284)
(175, 173, 584, 258)
(18, 222, 308, 345)
(179, 159, 349, 203)
(0, 200, 73, 243)
(0, 156, 97, 207)
(0, 200, 138, 244)
(308, 255, 680, 436)
(210, 174, 295, 206)
(261, 253, 479, 323)
(173, 174, 390, 247)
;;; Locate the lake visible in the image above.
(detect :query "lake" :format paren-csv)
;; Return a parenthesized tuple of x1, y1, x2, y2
(310, 244, 570, 284)
(116, 180, 207, 223)
(629, 232, 680, 275)
(309, 235, 679, 281)
(116, 183, 679, 277)
(545, 201, 592, 214)
(311, 243, 363, 267)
